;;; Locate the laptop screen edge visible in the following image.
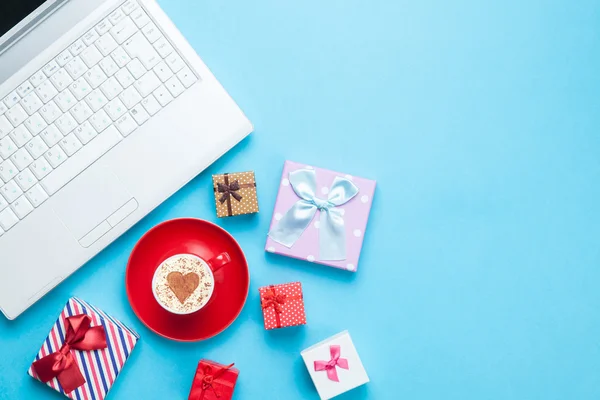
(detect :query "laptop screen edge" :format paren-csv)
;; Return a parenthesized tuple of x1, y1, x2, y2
(0, 0, 69, 56)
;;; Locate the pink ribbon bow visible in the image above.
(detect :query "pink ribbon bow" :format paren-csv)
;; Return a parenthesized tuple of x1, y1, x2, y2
(314, 345, 349, 382)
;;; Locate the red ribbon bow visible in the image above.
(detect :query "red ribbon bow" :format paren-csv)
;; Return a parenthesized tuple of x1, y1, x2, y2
(189, 363, 235, 399)
(261, 288, 287, 314)
(314, 345, 349, 382)
(32, 314, 107, 394)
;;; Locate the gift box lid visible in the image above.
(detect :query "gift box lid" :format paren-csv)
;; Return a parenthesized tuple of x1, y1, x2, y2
(266, 161, 376, 272)
(301, 331, 369, 400)
(28, 297, 139, 399)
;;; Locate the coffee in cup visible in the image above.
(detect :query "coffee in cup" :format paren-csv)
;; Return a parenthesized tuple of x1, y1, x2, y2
(152, 254, 215, 315)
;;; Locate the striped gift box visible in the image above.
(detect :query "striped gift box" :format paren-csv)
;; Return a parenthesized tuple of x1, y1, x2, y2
(28, 297, 139, 400)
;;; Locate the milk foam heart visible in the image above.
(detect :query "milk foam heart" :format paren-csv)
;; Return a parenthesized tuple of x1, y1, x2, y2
(152, 254, 215, 314)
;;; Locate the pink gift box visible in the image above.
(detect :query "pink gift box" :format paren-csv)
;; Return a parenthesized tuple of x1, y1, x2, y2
(28, 298, 139, 399)
(266, 161, 376, 272)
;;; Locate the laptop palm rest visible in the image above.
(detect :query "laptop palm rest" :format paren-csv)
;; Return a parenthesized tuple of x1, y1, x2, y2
(51, 167, 133, 245)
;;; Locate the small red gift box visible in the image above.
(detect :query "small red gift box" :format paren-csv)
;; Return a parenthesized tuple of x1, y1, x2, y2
(188, 360, 239, 400)
(259, 282, 307, 330)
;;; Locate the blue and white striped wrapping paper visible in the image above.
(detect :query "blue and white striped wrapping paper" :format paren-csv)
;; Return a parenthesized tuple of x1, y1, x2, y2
(28, 297, 139, 400)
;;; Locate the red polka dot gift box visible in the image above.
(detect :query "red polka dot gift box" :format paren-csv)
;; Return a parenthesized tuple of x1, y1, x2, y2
(266, 161, 376, 272)
(259, 282, 307, 330)
(187, 359, 239, 400)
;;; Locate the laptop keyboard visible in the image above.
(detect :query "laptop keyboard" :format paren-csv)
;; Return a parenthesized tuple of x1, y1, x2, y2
(0, 0, 198, 236)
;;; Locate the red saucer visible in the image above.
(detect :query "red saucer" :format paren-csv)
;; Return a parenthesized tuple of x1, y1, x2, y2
(126, 218, 250, 341)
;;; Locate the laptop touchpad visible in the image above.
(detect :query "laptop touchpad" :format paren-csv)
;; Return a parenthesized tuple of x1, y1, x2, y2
(52, 168, 133, 241)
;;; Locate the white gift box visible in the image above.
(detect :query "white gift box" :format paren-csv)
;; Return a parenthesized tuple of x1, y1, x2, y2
(301, 331, 369, 400)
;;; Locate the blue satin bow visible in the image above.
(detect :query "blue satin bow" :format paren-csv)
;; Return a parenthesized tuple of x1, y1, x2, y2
(268, 168, 359, 261)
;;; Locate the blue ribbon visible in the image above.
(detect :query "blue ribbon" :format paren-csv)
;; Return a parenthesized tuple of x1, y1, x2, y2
(268, 168, 359, 261)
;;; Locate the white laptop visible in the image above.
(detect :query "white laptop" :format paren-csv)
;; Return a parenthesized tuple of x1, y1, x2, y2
(0, 0, 253, 319)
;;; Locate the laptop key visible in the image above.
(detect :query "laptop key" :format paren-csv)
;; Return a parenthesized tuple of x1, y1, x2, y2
(130, 104, 149, 125)
(119, 86, 142, 109)
(16, 80, 34, 98)
(40, 125, 63, 148)
(6, 105, 28, 127)
(96, 34, 118, 57)
(134, 71, 160, 97)
(1, 180, 23, 203)
(115, 113, 137, 136)
(59, 134, 83, 157)
(105, 98, 127, 121)
(0, 137, 18, 159)
(108, 8, 126, 25)
(25, 184, 49, 207)
(3, 91, 20, 109)
(110, 17, 137, 44)
(15, 168, 37, 191)
(44, 145, 67, 168)
(83, 29, 100, 46)
(56, 50, 73, 67)
(121, 0, 138, 15)
(21, 92, 43, 115)
(0, 208, 19, 230)
(69, 78, 93, 101)
(95, 18, 112, 36)
(0, 160, 18, 183)
(89, 110, 111, 132)
(69, 40, 86, 56)
(29, 158, 53, 180)
(65, 57, 88, 80)
(25, 136, 49, 160)
(30, 70, 47, 88)
(130, 8, 150, 28)
(141, 95, 160, 116)
(39, 101, 62, 124)
(50, 69, 74, 91)
(24, 113, 48, 136)
(153, 85, 173, 107)
(73, 121, 97, 145)
(177, 67, 198, 88)
(9, 126, 32, 148)
(11, 196, 33, 219)
(35, 80, 59, 104)
(81, 46, 103, 68)
(42, 60, 60, 77)
(85, 89, 108, 112)
(10, 148, 34, 171)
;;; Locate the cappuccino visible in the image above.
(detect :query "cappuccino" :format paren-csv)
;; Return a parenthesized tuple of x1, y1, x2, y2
(152, 254, 214, 314)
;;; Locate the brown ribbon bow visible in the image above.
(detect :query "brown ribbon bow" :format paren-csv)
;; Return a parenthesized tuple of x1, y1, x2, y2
(215, 173, 257, 217)
(189, 362, 235, 399)
(32, 314, 107, 394)
(261, 285, 302, 328)
(217, 180, 243, 204)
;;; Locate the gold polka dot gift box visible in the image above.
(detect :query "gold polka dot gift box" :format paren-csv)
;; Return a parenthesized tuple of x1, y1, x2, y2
(259, 282, 306, 330)
(212, 171, 259, 218)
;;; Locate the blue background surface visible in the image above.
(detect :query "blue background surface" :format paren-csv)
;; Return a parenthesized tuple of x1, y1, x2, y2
(2, 0, 600, 399)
